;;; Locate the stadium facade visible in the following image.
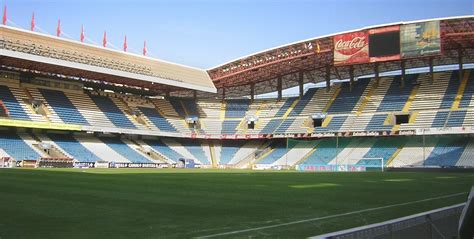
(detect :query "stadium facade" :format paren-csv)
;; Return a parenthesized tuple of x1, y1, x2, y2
(1, 15, 474, 169)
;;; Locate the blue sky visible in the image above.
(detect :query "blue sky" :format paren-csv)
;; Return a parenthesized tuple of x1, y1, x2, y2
(3, 0, 473, 69)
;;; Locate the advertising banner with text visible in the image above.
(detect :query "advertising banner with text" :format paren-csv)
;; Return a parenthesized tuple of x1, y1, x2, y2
(333, 31, 369, 65)
(401, 21, 441, 58)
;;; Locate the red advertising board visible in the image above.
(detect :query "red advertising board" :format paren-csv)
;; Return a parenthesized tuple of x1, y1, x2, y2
(333, 31, 369, 65)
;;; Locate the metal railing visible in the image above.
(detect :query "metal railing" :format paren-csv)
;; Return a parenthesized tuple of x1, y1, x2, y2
(312, 203, 465, 239)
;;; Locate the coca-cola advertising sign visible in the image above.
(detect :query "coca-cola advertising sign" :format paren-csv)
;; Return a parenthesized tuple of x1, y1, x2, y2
(333, 31, 369, 65)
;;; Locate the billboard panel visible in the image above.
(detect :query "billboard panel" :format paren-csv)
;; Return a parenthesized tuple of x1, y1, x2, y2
(369, 25, 400, 62)
(401, 21, 441, 58)
(333, 31, 369, 65)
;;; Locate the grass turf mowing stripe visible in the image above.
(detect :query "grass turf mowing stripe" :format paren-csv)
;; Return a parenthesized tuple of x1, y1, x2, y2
(196, 192, 467, 238)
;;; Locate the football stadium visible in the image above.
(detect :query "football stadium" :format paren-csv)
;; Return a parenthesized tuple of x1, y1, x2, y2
(0, 2, 474, 238)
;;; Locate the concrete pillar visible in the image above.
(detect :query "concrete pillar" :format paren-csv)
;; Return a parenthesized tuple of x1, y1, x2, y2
(400, 61, 406, 88)
(349, 66, 355, 92)
(298, 71, 304, 99)
(277, 76, 283, 100)
(193, 90, 197, 101)
(222, 87, 226, 100)
(374, 63, 380, 87)
(459, 49, 464, 81)
(250, 83, 255, 102)
(429, 58, 434, 84)
(326, 66, 331, 92)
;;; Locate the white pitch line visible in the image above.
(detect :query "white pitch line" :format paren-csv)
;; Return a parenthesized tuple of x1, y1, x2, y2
(196, 192, 467, 238)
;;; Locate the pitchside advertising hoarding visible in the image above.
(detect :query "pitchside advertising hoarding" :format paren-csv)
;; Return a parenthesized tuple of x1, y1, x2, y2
(401, 21, 441, 58)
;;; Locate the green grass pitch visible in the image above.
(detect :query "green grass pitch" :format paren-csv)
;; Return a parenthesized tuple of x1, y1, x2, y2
(0, 168, 472, 238)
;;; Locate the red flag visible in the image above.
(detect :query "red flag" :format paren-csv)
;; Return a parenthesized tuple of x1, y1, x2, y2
(143, 40, 147, 56)
(30, 12, 35, 31)
(102, 31, 107, 47)
(2, 5, 6, 25)
(123, 35, 128, 52)
(80, 25, 85, 42)
(56, 18, 61, 37)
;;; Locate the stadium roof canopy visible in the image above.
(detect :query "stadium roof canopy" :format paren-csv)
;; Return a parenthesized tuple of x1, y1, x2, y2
(208, 16, 474, 97)
(0, 25, 217, 94)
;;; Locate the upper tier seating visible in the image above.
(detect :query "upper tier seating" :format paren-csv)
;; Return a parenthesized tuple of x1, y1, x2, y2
(439, 71, 460, 109)
(225, 99, 250, 118)
(327, 78, 370, 114)
(314, 116, 347, 133)
(459, 71, 474, 108)
(365, 114, 393, 132)
(0, 85, 30, 120)
(377, 75, 417, 112)
(90, 94, 136, 128)
(39, 89, 89, 125)
(139, 107, 178, 132)
(288, 88, 317, 116)
(0, 132, 40, 161)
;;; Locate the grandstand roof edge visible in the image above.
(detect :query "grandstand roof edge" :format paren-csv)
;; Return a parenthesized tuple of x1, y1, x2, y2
(207, 15, 474, 71)
(0, 25, 208, 72)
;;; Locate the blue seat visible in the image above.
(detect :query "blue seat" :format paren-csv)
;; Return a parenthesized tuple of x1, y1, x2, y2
(432, 111, 449, 128)
(302, 138, 351, 165)
(143, 139, 184, 162)
(289, 88, 317, 116)
(0, 85, 30, 120)
(260, 119, 282, 134)
(459, 71, 474, 108)
(40, 89, 89, 125)
(425, 136, 466, 166)
(258, 141, 289, 164)
(221, 120, 240, 135)
(314, 116, 347, 133)
(446, 110, 467, 127)
(274, 118, 295, 134)
(0, 133, 39, 161)
(327, 78, 370, 114)
(219, 141, 246, 165)
(179, 139, 210, 164)
(365, 114, 393, 132)
(274, 98, 297, 117)
(377, 74, 418, 112)
(225, 99, 250, 118)
(139, 107, 177, 132)
(100, 137, 151, 163)
(48, 133, 101, 162)
(90, 95, 136, 129)
(440, 71, 461, 109)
